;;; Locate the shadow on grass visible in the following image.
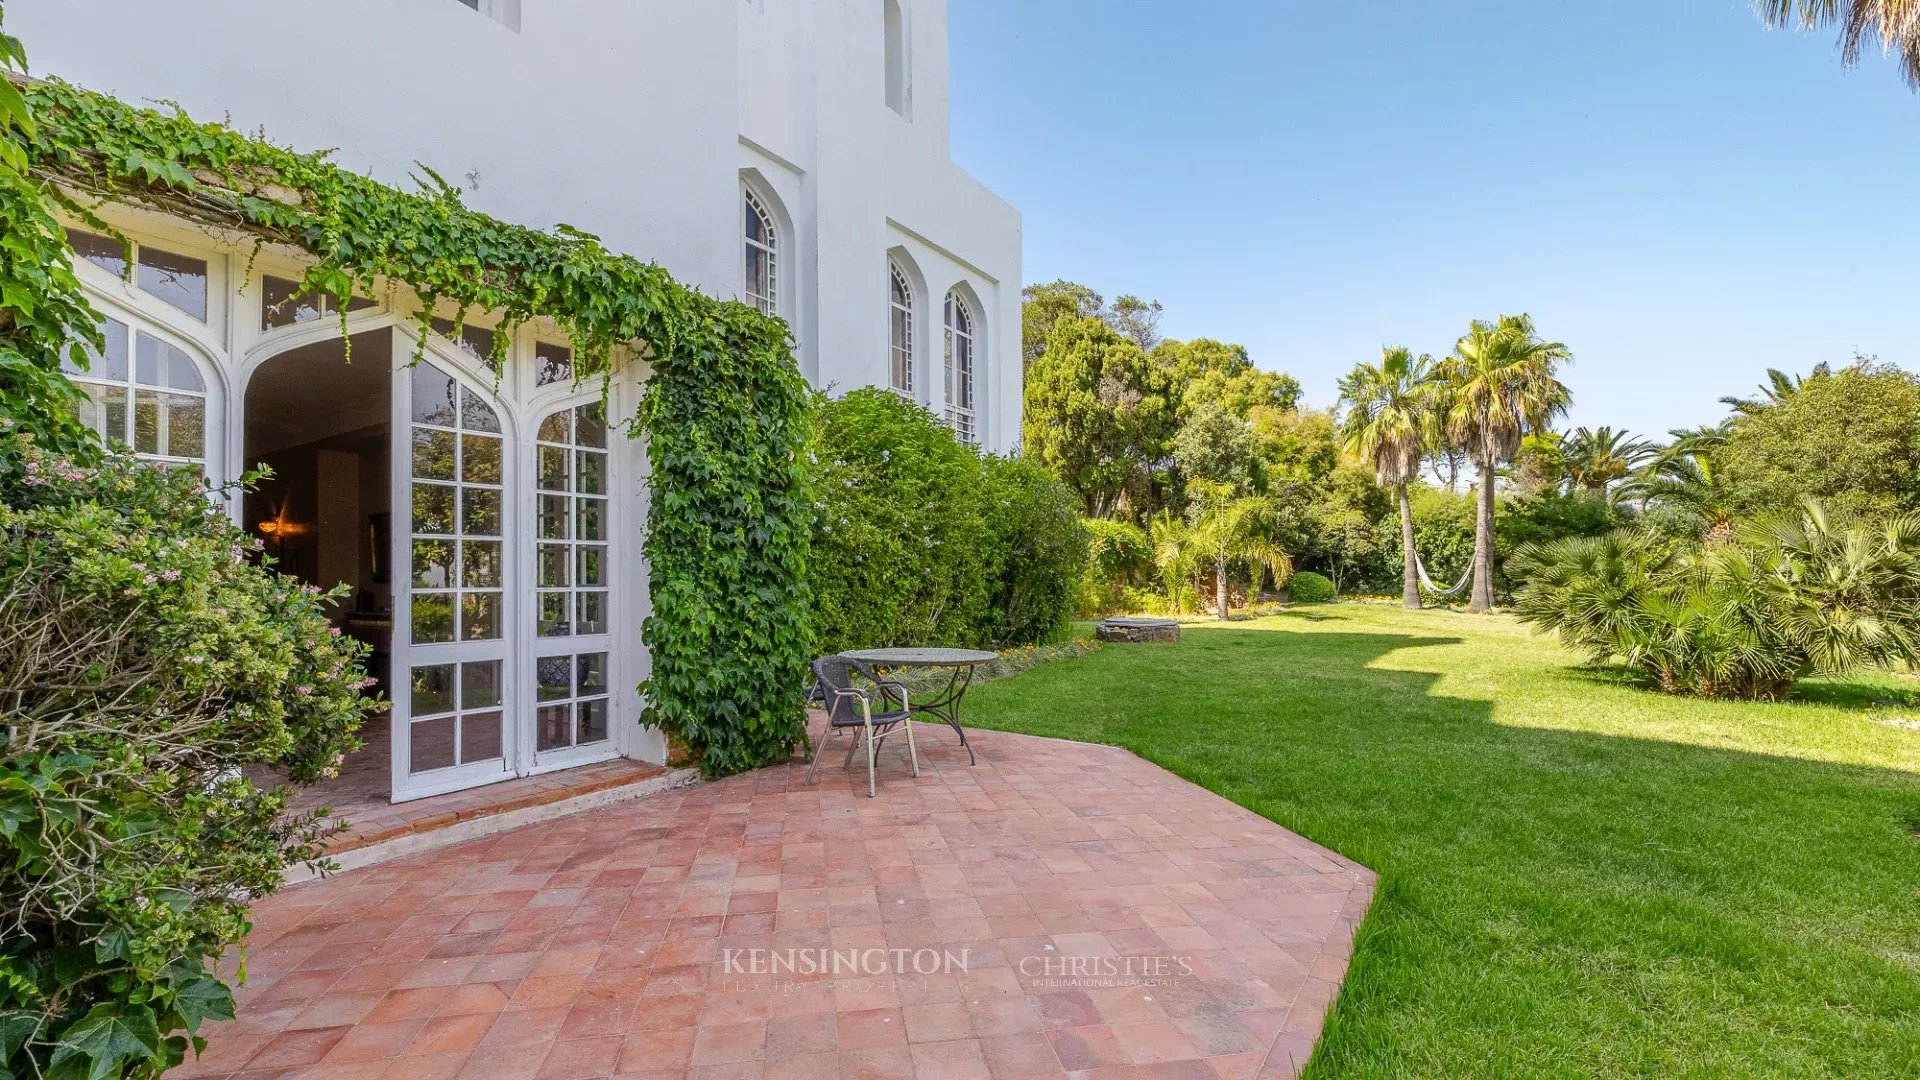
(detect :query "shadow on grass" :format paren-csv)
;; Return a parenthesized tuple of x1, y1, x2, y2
(966, 623, 1920, 1077)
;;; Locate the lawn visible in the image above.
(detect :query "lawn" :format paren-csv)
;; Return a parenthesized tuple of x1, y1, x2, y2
(963, 604, 1920, 1079)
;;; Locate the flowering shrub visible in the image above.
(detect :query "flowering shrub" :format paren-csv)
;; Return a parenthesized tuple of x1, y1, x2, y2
(0, 431, 377, 1079)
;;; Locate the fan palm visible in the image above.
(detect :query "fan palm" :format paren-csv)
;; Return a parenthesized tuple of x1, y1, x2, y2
(1438, 315, 1573, 612)
(1338, 346, 1439, 609)
(1756, 0, 1920, 87)
(1563, 426, 1656, 500)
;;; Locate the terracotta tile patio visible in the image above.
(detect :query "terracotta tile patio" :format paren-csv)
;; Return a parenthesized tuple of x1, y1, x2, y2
(250, 715, 671, 855)
(185, 719, 1374, 1079)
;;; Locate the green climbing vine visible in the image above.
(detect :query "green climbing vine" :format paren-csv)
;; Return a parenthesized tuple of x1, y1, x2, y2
(1, 74, 814, 773)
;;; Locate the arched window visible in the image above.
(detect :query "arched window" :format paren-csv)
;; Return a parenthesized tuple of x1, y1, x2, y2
(743, 186, 777, 316)
(944, 291, 976, 444)
(888, 260, 914, 396)
(884, 0, 910, 117)
(61, 315, 209, 471)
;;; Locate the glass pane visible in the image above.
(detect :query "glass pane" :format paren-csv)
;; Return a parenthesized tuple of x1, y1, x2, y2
(575, 403, 607, 448)
(74, 387, 107, 440)
(411, 593, 456, 644)
(99, 385, 128, 445)
(575, 450, 605, 495)
(460, 386, 501, 433)
(132, 396, 159, 456)
(535, 342, 572, 386)
(136, 246, 209, 321)
(461, 488, 501, 536)
(578, 699, 608, 744)
(460, 592, 502, 641)
(462, 433, 502, 485)
(462, 659, 503, 709)
(262, 274, 325, 330)
(537, 704, 572, 752)
(538, 494, 569, 540)
(576, 546, 604, 588)
(411, 365, 458, 426)
(576, 498, 605, 542)
(411, 429, 456, 481)
(576, 591, 607, 636)
(538, 410, 569, 443)
(135, 333, 203, 391)
(66, 228, 128, 278)
(411, 663, 457, 716)
(576, 652, 607, 695)
(411, 539, 454, 589)
(412, 483, 455, 535)
(69, 317, 129, 380)
(537, 445, 568, 492)
(537, 592, 570, 637)
(149, 392, 205, 458)
(345, 294, 378, 313)
(538, 544, 570, 588)
(461, 541, 502, 588)
(410, 716, 457, 773)
(461, 711, 504, 764)
(537, 656, 572, 702)
(746, 247, 769, 301)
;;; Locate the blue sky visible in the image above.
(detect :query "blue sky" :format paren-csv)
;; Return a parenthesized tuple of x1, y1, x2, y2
(947, 0, 1920, 439)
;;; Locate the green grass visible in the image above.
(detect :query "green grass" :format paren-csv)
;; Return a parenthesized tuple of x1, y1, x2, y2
(965, 604, 1920, 1078)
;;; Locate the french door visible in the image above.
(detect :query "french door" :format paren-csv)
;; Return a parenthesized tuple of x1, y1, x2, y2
(392, 358, 514, 799)
(389, 340, 617, 801)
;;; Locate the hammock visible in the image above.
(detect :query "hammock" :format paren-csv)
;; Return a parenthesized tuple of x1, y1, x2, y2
(1414, 553, 1473, 596)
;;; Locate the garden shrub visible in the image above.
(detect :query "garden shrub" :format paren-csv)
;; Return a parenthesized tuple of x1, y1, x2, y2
(0, 433, 377, 1079)
(809, 389, 1086, 653)
(1287, 570, 1336, 603)
(1511, 498, 1920, 698)
(1077, 517, 1152, 616)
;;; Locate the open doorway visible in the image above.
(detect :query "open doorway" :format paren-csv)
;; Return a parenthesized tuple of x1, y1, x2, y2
(243, 330, 393, 809)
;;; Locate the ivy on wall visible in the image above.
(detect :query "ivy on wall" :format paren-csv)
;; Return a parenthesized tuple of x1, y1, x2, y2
(1, 75, 814, 776)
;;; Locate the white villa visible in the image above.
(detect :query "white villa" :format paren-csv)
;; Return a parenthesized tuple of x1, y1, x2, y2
(11, 0, 1021, 804)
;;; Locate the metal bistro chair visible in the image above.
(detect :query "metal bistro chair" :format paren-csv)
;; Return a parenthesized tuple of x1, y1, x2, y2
(808, 656, 921, 798)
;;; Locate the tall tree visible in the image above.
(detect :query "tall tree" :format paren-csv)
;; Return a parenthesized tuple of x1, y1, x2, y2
(1756, 0, 1920, 86)
(1107, 294, 1165, 351)
(1719, 363, 1832, 415)
(1022, 280, 1105, 367)
(1153, 338, 1302, 420)
(1438, 315, 1573, 612)
(1338, 346, 1438, 609)
(1022, 315, 1174, 519)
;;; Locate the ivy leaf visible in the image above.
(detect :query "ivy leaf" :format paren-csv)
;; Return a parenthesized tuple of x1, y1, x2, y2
(45, 1003, 161, 1080)
(167, 977, 234, 1034)
(0, 1010, 42, 1062)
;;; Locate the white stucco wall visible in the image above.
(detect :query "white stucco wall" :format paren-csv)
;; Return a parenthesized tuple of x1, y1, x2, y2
(12, 0, 1023, 451)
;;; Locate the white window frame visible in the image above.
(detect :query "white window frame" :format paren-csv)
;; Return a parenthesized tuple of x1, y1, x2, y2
(889, 260, 914, 397)
(943, 291, 977, 444)
(743, 186, 778, 317)
(63, 311, 216, 473)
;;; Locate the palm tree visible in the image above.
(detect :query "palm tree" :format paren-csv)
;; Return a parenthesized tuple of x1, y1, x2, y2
(1154, 481, 1293, 621)
(1338, 346, 1438, 609)
(1563, 426, 1655, 500)
(1756, 1, 1920, 87)
(1719, 363, 1831, 416)
(1621, 422, 1738, 536)
(1438, 315, 1573, 612)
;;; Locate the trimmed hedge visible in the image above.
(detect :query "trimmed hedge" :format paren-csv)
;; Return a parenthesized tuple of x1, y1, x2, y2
(1288, 570, 1336, 603)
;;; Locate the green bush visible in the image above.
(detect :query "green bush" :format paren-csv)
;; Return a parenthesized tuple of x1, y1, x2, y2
(1288, 570, 1336, 603)
(0, 433, 378, 1079)
(809, 389, 1086, 652)
(1511, 499, 1920, 698)
(1077, 517, 1151, 616)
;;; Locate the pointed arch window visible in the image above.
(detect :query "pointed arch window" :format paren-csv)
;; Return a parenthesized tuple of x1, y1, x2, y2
(888, 260, 914, 396)
(743, 187, 778, 316)
(943, 291, 976, 444)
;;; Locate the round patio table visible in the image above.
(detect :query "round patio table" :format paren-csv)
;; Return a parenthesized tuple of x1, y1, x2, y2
(838, 647, 998, 765)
